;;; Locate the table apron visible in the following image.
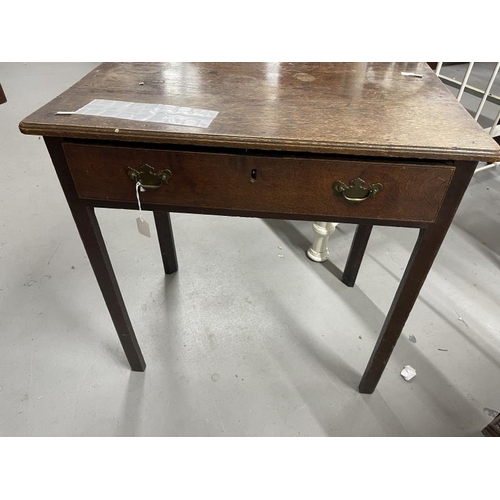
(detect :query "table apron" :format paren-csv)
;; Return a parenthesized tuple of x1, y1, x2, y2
(63, 142, 455, 225)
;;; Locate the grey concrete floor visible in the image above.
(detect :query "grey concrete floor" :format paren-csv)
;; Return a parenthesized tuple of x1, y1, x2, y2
(1, 63, 500, 436)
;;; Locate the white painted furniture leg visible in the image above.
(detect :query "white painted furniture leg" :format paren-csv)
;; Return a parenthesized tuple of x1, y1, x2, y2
(307, 222, 338, 262)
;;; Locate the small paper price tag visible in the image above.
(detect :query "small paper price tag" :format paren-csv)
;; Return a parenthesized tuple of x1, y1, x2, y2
(136, 217, 151, 238)
(134, 181, 150, 237)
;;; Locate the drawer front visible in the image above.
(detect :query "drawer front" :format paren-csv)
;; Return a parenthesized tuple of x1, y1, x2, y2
(63, 143, 454, 223)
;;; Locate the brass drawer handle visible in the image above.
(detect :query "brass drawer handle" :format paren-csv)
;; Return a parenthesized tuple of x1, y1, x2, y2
(333, 177, 382, 203)
(126, 164, 172, 191)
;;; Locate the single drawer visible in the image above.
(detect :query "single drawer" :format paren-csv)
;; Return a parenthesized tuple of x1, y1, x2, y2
(63, 143, 454, 223)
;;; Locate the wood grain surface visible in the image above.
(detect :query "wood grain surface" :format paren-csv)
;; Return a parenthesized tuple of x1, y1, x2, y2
(20, 63, 500, 161)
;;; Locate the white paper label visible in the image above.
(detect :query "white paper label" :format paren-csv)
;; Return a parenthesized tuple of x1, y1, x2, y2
(75, 99, 219, 128)
(136, 217, 151, 238)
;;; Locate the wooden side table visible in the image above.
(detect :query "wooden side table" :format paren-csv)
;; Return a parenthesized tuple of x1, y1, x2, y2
(19, 63, 500, 394)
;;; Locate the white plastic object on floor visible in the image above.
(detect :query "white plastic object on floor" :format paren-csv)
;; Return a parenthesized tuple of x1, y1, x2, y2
(401, 365, 417, 382)
(307, 222, 338, 262)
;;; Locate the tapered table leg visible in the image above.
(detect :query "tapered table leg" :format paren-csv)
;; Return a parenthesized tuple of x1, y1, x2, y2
(481, 413, 500, 436)
(0, 84, 6, 105)
(359, 161, 477, 393)
(359, 226, 442, 393)
(71, 205, 146, 371)
(45, 137, 145, 371)
(154, 211, 178, 274)
(342, 225, 373, 287)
